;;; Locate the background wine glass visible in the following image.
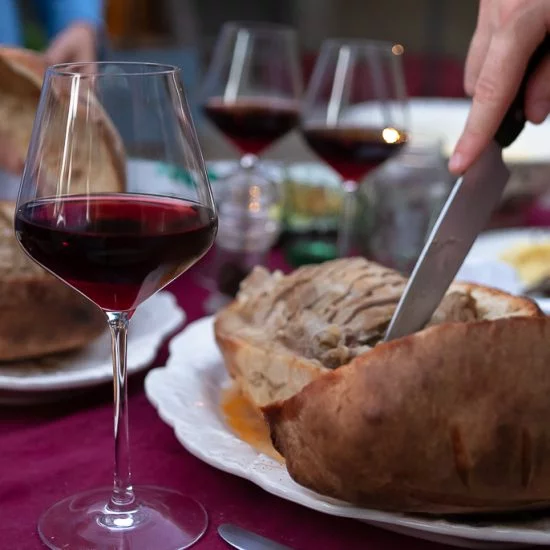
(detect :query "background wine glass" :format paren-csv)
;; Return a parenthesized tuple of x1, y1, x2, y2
(201, 21, 303, 168)
(301, 39, 409, 257)
(14, 62, 217, 550)
(199, 21, 302, 310)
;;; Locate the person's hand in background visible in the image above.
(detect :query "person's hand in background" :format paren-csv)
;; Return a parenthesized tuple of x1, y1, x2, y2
(449, 0, 550, 175)
(33, 0, 103, 64)
(44, 21, 97, 65)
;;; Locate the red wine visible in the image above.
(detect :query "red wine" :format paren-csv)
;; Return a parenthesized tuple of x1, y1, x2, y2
(15, 194, 217, 312)
(203, 97, 299, 155)
(302, 126, 408, 182)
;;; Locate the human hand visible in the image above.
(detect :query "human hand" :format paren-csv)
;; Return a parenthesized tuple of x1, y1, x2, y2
(449, 0, 550, 175)
(44, 22, 97, 66)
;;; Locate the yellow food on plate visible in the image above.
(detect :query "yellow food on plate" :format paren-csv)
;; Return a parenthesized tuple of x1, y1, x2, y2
(500, 241, 550, 286)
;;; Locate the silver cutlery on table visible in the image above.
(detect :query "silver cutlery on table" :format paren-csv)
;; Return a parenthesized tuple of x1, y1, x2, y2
(218, 523, 294, 550)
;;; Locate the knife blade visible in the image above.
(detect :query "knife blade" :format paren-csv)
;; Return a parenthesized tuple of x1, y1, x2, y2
(384, 35, 550, 342)
(218, 523, 294, 550)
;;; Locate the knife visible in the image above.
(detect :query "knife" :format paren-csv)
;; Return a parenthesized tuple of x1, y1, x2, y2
(218, 523, 294, 550)
(384, 35, 550, 342)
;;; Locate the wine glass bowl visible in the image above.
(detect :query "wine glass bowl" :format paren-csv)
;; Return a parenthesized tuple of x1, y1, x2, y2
(203, 95, 299, 156)
(14, 62, 217, 549)
(302, 125, 407, 182)
(201, 22, 302, 160)
(300, 39, 409, 257)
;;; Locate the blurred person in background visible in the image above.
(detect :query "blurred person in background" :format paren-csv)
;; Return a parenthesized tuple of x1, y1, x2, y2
(0, 0, 103, 63)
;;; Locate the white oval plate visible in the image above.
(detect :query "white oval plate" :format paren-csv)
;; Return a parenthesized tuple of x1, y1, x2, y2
(461, 228, 550, 314)
(145, 317, 550, 549)
(0, 291, 184, 394)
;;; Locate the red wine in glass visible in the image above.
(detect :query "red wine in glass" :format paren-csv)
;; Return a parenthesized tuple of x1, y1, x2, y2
(203, 96, 299, 155)
(302, 126, 408, 182)
(15, 193, 218, 312)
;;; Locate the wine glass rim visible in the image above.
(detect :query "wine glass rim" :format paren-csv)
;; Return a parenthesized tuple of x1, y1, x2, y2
(47, 61, 181, 77)
(323, 38, 398, 51)
(222, 20, 296, 35)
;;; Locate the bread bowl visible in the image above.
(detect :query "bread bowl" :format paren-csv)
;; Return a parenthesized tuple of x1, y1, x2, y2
(0, 48, 125, 361)
(215, 258, 550, 514)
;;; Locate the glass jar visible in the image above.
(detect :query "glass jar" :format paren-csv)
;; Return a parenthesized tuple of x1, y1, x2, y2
(360, 137, 452, 274)
(203, 165, 283, 313)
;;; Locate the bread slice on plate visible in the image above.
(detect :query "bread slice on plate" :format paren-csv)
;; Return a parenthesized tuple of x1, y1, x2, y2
(215, 258, 550, 515)
(0, 48, 126, 361)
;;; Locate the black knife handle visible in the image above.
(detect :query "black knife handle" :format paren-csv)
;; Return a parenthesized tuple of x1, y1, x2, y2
(495, 34, 550, 148)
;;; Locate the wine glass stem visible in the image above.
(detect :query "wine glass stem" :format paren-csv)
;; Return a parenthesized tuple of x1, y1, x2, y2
(106, 311, 135, 511)
(338, 180, 359, 257)
(235, 153, 259, 252)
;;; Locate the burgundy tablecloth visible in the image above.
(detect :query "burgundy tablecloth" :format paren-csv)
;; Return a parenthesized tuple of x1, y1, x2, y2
(0, 252, 497, 549)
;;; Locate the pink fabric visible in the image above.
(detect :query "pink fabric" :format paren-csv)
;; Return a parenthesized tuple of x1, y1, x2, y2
(0, 254, 450, 550)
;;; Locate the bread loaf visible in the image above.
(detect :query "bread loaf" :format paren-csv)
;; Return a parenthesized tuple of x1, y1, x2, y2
(0, 202, 105, 360)
(0, 47, 126, 194)
(215, 258, 550, 514)
(0, 48, 126, 361)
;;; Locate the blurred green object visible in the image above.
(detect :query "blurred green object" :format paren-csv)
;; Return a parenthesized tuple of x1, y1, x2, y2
(284, 239, 338, 267)
(281, 162, 342, 267)
(282, 162, 342, 232)
(156, 162, 198, 189)
(23, 22, 47, 51)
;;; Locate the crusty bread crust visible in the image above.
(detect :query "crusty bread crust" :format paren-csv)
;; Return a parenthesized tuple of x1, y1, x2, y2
(0, 48, 126, 361)
(0, 202, 105, 361)
(264, 316, 550, 514)
(0, 47, 126, 192)
(215, 259, 549, 514)
(0, 274, 105, 361)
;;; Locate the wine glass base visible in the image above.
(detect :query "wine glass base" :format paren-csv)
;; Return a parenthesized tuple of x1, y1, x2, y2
(38, 485, 208, 550)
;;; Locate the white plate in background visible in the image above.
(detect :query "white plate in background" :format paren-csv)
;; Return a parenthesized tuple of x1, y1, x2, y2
(352, 98, 550, 164)
(145, 317, 550, 549)
(460, 228, 550, 313)
(0, 291, 184, 395)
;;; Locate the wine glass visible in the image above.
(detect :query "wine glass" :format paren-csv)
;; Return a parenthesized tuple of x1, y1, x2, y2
(201, 21, 302, 168)
(14, 62, 217, 549)
(301, 39, 409, 257)
(199, 21, 302, 308)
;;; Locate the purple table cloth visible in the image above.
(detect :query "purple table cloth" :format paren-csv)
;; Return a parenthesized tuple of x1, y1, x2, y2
(0, 256, 454, 549)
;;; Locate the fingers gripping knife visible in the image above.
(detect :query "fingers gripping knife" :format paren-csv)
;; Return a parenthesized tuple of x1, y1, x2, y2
(385, 36, 550, 342)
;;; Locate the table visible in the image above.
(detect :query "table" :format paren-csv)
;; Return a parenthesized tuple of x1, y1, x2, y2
(0, 260, 484, 550)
